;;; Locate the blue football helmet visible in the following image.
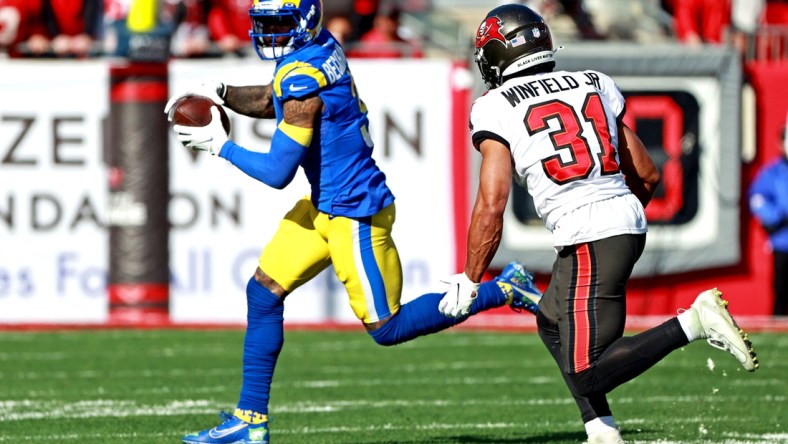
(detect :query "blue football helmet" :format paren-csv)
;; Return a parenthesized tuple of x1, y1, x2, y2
(249, 0, 323, 60)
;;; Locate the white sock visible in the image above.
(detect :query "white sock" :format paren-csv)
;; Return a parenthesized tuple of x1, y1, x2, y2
(585, 416, 618, 435)
(677, 308, 704, 342)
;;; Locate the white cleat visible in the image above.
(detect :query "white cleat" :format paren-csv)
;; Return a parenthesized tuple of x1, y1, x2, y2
(691, 288, 759, 371)
(584, 429, 625, 444)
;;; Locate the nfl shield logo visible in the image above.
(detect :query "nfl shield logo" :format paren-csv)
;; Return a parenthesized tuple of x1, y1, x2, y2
(532, 28, 541, 38)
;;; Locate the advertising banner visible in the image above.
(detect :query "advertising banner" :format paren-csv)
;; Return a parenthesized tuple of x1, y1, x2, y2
(0, 61, 109, 322)
(0, 58, 458, 323)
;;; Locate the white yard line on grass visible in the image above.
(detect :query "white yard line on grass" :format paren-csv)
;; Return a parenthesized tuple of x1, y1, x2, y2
(0, 399, 215, 421)
(0, 425, 785, 444)
(1, 399, 785, 443)
(2, 394, 781, 421)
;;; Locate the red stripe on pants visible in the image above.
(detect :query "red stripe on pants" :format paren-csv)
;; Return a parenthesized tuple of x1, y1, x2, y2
(572, 244, 592, 372)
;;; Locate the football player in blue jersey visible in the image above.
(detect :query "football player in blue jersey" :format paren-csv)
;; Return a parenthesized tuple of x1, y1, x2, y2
(166, 1, 542, 443)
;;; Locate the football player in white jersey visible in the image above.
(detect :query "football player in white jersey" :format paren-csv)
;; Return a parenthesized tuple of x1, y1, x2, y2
(439, 4, 759, 443)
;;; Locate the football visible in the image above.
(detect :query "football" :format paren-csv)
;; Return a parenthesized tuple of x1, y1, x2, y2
(168, 94, 231, 134)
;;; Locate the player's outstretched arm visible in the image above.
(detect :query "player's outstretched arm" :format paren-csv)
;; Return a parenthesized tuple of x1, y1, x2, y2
(225, 83, 276, 119)
(438, 138, 511, 319)
(466, 139, 513, 282)
(618, 123, 660, 208)
(219, 95, 321, 189)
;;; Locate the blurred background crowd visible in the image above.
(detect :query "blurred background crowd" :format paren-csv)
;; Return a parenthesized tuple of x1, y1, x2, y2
(0, 0, 786, 61)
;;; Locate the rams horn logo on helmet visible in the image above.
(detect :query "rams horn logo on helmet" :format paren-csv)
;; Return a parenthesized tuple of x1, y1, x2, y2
(476, 17, 506, 49)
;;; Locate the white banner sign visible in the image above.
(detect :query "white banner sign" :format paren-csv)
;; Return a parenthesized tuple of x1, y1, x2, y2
(0, 58, 457, 323)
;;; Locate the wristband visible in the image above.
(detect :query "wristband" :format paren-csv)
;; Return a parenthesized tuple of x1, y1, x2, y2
(217, 83, 228, 100)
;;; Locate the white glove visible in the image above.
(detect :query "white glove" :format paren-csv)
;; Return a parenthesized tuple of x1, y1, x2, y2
(164, 79, 226, 115)
(438, 272, 480, 318)
(173, 107, 229, 156)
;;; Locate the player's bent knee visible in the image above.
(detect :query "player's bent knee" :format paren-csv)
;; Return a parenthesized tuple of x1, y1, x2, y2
(369, 332, 398, 347)
(367, 316, 401, 346)
(567, 369, 599, 397)
(252, 267, 288, 298)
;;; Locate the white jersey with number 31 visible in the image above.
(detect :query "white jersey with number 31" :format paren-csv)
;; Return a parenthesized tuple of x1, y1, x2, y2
(470, 69, 647, 247)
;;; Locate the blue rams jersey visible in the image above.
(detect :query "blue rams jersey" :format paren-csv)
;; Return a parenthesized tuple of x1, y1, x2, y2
(271, 29, 394, 218)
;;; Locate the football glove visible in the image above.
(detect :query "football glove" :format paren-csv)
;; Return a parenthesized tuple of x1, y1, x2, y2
(438, 272, 480, 318)
(164, 79, 226, 115)
(173, 107, 228, 156)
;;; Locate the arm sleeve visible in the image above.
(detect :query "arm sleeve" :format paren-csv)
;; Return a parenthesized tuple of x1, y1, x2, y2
(469, 97, 509, 151)
(219, 124, 309, 189)
(593, 71, 626, 121)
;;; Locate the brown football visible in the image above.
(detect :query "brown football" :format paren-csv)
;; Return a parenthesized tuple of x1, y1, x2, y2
(169, 94, 231, 134)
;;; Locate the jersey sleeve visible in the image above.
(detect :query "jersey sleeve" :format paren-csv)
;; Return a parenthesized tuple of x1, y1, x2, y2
(588, 70, 626, 122)
(469, 96, 510, 151)
(273, 61, 328, 100)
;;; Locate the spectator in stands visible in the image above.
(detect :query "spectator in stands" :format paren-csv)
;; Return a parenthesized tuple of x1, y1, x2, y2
(676, 0, 785, 59)
(669, 0, 732, 45)
(170, 0, 212, 58)
(1, 0, 102, 58)
(399, 0, 431, 14)
(756, 0, 788, 61)
(43, 0, 103, 58)
(105, 0, 190, 60)
(730, 0, 765, 56)
(323, 0, 354, 22)
(350, 3, 423, 58)
(555, 0, 605, 39)
(583, 0, 672, 42)
(103, 0, 131, 56)
(508, 0, 606, 40)
(0, 0, 49, 57)
(325, 13, 354, 47)
(749, 119, 788, 316)
(351, 0, 379, 41)
(206, 0, 252, 56)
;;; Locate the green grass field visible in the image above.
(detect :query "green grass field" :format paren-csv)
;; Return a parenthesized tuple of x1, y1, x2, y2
(0, 329, 785, 443)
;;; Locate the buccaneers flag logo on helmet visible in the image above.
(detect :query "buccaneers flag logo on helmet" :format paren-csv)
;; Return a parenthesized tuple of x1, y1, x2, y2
(476, 17, 506, 48)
